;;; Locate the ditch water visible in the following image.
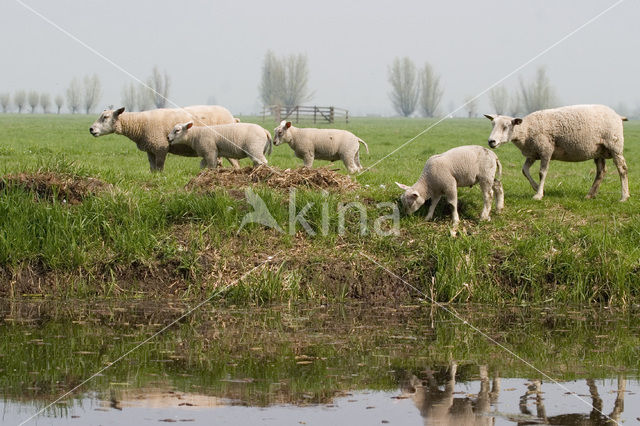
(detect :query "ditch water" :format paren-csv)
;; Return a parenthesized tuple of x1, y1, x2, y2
(1, 300, 638, 425)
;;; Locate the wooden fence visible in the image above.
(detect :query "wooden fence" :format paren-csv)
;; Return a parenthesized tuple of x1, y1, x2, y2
(262, 105, 349, 124)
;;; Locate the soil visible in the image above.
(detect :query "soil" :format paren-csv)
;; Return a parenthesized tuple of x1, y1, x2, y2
(1, 171, 112, 204)
(185, 165, 360, 193)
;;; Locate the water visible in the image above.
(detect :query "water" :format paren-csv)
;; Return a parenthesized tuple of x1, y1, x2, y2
(1, 300, 638, 425)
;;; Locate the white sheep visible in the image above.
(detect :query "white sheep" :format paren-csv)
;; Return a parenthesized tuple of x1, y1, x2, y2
(395, 145, 504, 224)
(168, 121, 272, 168)
(273, 121, 368, 173)
(89, 105, 240, 171)
(485, 104, 629, 201)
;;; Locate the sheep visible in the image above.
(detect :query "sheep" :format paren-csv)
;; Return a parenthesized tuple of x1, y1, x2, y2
(484, 104, 629, 201)
(395, 145, 504, 225)
(272, 121, 369, 173)
(167, 121, 272, 168)
(89, 105, 240, 172)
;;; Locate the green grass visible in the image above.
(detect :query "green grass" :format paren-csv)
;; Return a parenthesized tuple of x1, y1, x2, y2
(1, 113, 640, 305)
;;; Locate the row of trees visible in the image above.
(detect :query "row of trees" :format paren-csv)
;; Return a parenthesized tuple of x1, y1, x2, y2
(259, 50, 312, 110)
(1, 66, 170, 114)
(120, 66, 171, 112)
(0, 91, 64, 114)
(0, 74, 102, 114)
(388, 57, 559, 117)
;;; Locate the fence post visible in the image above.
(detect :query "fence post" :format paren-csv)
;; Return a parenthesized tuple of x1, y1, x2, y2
(296, 105, 299, 123)
(314, 106, 317, 124)
(346, 110, 349, 124)
(275, 105, 281, 123)
(329, 106, 334, 123)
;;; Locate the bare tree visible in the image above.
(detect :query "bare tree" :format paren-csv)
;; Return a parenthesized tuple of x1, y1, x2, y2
(121, 82, 137, 112)
(146, 66, 170, 108)
(66, 78, 82, 114)
(419, 62, 444, 117)
(137, 83, 153, 111)
(388, 57, 419, 117)
(488, 86, 509, 115)
(83, 74, 102, 114)
(259, 49, 285, 107)
(518, 66, 557, 114)
(464, 95, 478, 118)
(0, 93, 10, 113)
(14, 90, 27, 113)
(508, 92, 522, 116)
(282, 53, 312, 109)
(28, 90, 39, 113)
(40, 93, 51, 114)
(54, 94, 64, 114)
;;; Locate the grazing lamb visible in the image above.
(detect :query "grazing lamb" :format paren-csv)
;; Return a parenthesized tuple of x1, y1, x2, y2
(395, 145, 504, 224)
(484, 104, 629, 201)
(168, 121, 272, 168)
(89, 105, 240, 172)
(273, 121, 368, 173)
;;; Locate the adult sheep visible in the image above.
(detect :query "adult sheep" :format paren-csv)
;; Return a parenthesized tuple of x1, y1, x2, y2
(485, 104, 629, 201)
(89, 105, 240, 172)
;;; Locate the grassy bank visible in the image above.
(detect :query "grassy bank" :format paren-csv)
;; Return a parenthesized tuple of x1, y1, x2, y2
(1, 114, 639, 305)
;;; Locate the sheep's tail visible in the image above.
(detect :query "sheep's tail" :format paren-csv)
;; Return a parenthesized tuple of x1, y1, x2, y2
(621, 116, 628, 122)
(358, 138, 369, 155)
(264, 128, 273, 156)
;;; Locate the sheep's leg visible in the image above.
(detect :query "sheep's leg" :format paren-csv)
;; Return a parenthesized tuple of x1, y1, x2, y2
(612, 153, 630, 202)
(147, 152, 157, 172)
(155, 151, 167, 172)
(200, 159, 208, 169)
(444, 187, 459, 224)
(586, 158, 606, 199)
(227, 158, 241, 169)
(522, 157, 539, 191)
(425, 195, 440, 221)
(252, 153, 268, 166)
(302, 154, 314, 168)
(344, 155, 359, 174)
(533, 156, 550, 200)
(493, 179, 504, 212)
(204, 152, 219, 169)
(354, 150, 363, 172)
(479, 180, 493, 221)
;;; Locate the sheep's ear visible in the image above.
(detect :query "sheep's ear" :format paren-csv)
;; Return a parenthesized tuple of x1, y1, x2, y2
(484, 114, 496, 121)
(279, 120, 287, 127)
(285, 121, 292, 129)
(186, 121, 194, 130)
(512, 118, 523, 126)
(395, 182, 411, 191)
(115, 107, 125, 116)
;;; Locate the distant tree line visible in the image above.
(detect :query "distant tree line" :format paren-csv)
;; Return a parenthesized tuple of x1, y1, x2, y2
(387, 59, 567, 118)
(119, 66, 171, 112)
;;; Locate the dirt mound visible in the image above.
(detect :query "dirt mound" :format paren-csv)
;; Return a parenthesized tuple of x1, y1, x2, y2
(185, 165, 360, 192)
(1, 171, 112, 204)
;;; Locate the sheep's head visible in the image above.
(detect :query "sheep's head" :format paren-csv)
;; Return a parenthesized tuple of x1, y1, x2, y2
(484, 114, 522, 148)
(167, 121, 193, 145)
(89, 107, 125, 137)
(395, 182, 425, 215)
(273, 120, 292, 146)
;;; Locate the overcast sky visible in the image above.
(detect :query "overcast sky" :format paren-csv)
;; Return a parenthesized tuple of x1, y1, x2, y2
(2, 0, 639, 116)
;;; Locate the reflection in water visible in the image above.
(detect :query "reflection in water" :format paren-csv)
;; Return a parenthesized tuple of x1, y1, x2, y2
(402, 363, 499, 425)
(517, 377, 625, 425)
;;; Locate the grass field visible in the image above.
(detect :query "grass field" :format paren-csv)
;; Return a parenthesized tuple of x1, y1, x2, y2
(1, 113, 639, 305)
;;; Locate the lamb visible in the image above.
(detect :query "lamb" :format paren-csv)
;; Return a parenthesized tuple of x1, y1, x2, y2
(484, 104, 629, 201)
(168, 121, 272, 168)
(89, 105, 240, 172)
(272, 121, 369, 173)
(395, 145, 504, 224)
